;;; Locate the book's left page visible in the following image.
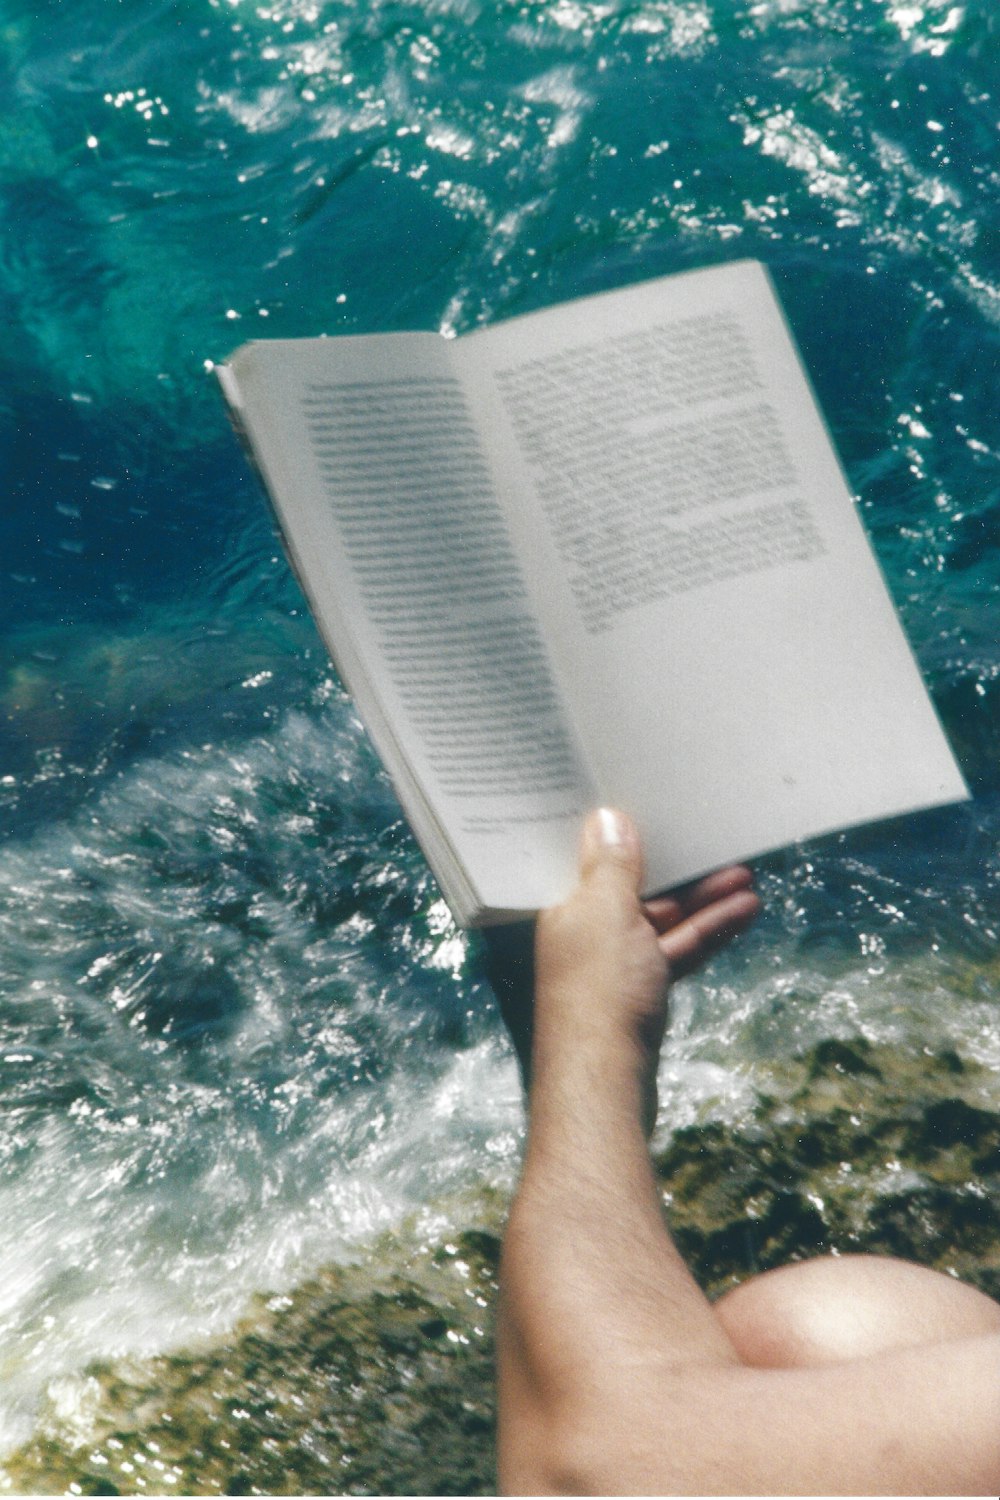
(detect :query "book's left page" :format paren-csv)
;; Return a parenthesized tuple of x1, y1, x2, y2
(219, 334, 595, 924)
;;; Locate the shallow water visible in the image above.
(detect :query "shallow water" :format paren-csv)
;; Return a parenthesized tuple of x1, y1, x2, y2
(0, 0, 998, 1465)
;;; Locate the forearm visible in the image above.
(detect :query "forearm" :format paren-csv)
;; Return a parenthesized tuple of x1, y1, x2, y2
(496, 811, 753, 1494)
(498, 1037, 738, 1491)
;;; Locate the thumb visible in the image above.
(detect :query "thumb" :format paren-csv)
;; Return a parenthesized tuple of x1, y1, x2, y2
(579, 807, 645, 893)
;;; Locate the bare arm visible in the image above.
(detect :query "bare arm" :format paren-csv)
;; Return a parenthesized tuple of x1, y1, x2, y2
(497, 809, 1000, 1496)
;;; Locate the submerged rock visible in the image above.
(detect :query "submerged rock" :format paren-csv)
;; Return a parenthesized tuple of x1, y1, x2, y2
(4, 1040, 999, 1496)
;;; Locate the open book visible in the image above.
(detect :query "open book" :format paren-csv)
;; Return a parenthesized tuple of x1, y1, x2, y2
(218, 260, 968, 927)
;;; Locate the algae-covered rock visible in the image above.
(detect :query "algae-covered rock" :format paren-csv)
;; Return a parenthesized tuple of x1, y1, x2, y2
(4, 1226, 503, 1498)
(658, 1037, 1000, 1301)
(4, 1041, 999, 1496)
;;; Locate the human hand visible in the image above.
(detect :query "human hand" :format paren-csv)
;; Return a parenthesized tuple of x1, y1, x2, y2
(532, 808, 760, 1131)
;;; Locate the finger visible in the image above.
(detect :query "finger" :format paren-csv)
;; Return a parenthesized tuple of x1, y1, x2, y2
(657, 888, 761, 975)
(644, 865, 755, 933)
(579, 807, 644, 893)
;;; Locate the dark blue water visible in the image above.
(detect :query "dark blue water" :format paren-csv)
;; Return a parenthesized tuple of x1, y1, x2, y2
(0, 0, 997, 1455)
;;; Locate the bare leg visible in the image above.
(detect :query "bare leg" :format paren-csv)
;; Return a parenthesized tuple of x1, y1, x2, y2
(717, 1254, 1000, 1368)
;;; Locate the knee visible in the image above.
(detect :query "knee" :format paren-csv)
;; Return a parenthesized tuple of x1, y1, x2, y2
(715, 1254, 1000, 1369)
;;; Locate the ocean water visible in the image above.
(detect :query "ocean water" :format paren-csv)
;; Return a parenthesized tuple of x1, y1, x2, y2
(0, 0, 998, 1465)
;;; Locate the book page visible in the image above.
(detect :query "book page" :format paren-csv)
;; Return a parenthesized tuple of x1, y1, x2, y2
(224, 335, 594, 919)
(460, 261, 967, 892)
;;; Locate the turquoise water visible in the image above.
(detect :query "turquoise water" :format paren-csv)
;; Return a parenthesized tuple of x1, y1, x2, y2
(0, 0, 998, 1460)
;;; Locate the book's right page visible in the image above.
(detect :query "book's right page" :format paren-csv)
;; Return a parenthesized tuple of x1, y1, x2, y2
(461, 260, 968, 893)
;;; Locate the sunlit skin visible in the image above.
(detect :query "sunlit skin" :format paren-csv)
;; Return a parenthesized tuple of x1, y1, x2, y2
(495, 808, 1000, 1496)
